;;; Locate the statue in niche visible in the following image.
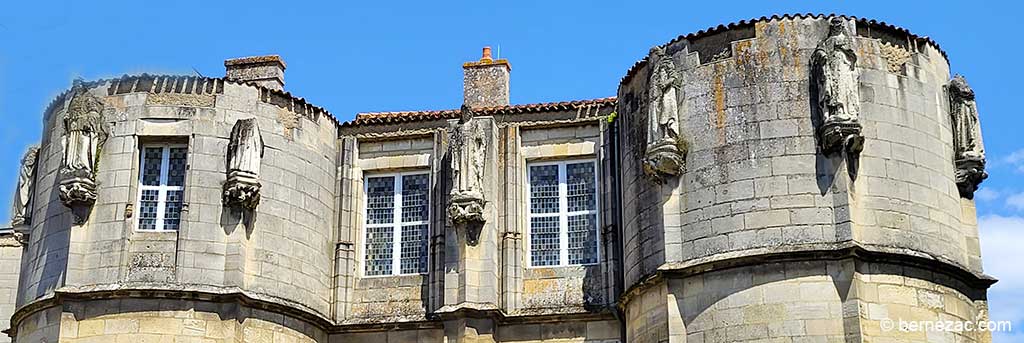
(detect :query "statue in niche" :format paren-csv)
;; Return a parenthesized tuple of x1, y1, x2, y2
(948, 75, 987, 198)
(643, 46, 687, 180)
(447, 105, 486, 228)
(812, 17, 864, 155)
(10, 146, 39, 226)
(59, 81, 107, 209)
(223, 118, 264, 209)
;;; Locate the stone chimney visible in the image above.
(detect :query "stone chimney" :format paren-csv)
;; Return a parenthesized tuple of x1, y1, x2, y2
(463, 46, 510, 108)
(224, 55, 286, 90)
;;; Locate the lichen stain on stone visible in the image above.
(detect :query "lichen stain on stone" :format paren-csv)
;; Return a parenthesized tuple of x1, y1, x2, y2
(777, 21, 803, 81)
(856, 40, 879, 70)
(524, 278, 557, 295)
(879, 42, 911, 74)
(147, 93, 215, 107)
(735, 40, 754, 67)
(713, 64, 727, 144)
(102, 96, 125, 110)
(277, 108, 299, 140)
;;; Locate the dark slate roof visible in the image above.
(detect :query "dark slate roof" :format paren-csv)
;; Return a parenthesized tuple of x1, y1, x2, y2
(620, 13, 950, 85)
(343, 97, 617, 127)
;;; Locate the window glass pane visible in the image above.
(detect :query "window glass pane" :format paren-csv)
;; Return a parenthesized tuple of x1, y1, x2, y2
(139, 189, 159, 230)
(141, 147, 163, 186)
(530, 216, 561, 266)
(366, 177, 395, 225)
(401, 174, 429, 223)
(529, 165, 560, 214)
(167, 147, 188, 187)
(400, 224, 428, 274)
(164, 190, 184, 230)
(568, 213, 599, 265)
(364, 226, 394, 276)
(567, 162, 596, 212)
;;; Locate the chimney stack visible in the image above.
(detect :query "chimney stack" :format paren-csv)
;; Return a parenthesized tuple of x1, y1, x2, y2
(463, 46, 510, 108)
(224, 55, 287, 90)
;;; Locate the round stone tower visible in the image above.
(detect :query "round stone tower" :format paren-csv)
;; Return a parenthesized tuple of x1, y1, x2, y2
(10, 62, 339, 342)
(614, 14, 993, 342)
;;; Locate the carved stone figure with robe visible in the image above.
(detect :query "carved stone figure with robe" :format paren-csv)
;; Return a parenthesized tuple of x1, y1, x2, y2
(948, 75, 987, 198)
(447, 105, 486, 225)
(59, 82, 107, 208)
(223, 118, 264, 209)
(812, 17, 864, 155)
(643, 46, 687, 179)
(10, 146, 39, 226)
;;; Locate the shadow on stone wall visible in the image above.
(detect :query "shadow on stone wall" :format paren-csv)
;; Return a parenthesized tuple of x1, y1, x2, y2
(220, 207, 255, 239)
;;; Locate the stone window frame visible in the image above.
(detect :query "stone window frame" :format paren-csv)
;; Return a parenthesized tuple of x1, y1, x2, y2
(525, 158, 601, 268)
(360, 170, 432, 278)
(135, 143, 188, 232)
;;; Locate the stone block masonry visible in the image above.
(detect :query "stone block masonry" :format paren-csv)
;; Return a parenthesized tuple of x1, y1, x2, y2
(0, 13, 995, 343)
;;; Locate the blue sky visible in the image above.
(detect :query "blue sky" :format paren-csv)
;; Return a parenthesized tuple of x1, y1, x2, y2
(1, 0, 1021, 339)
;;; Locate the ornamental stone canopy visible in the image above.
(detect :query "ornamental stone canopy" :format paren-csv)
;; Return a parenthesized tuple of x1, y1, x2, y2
(0, 14, 995, 343)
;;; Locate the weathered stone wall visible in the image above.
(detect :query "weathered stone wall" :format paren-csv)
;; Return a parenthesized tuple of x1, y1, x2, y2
(0, 235, 22, 342)
(623, 259, 989, 343)
(14, 76, 338, 335)
(496, 320, 620, 342)
(616, 15, 990, 342)
(15, 299, 326, 342)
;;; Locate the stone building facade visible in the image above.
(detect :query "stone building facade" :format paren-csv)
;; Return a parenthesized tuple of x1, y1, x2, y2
(0, 14, 995, 342)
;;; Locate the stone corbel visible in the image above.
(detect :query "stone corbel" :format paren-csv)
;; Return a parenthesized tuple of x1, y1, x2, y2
(448, 190, 485, 225)
(955, 157, 987, 198)
(223, 118, 264, 210)
(59, 177, 99, 207)
(223, 171, 262, 209)
(642, 139, 688, 180)
(819, 119, 864, 155)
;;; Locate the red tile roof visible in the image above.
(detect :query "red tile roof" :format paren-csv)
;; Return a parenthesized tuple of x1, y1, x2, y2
(343, 97, 616, 127)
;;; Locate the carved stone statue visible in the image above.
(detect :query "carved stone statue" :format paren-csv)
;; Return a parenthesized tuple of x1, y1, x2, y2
(948, 75, 987, 198)
(643, 46, 687, 179)
(812, 17, 864, 155)
(447, 106, 486, 225)
(10, 146, 39, 226)
(59, 81, 107, 208)
(223, 118, 264, 209)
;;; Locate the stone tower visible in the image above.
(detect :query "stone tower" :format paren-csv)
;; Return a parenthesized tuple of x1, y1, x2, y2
(615, 14, 993, 342)
(0, 14, 994, 343)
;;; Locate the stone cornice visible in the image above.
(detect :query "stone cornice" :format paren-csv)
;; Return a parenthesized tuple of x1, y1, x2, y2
(618, 242, 997, 309)
(7, 283, 617, 337)
(7, 284, 335, 338)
